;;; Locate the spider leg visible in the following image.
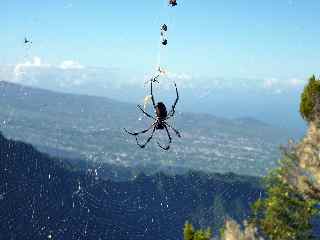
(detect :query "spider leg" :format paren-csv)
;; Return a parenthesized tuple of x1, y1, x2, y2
(167, 82, 179, 118)
(136, 126, 156, 148)
(165, 122, 181, 138)
(157, 125, 172, 150)
(124, 123, 156, 149)
(150, 80, 157, 109)
(152, 74, 160, 83)
(137, 105, 155, 120)
(144, 74, 159, 85)
(124, 123, 154, 136)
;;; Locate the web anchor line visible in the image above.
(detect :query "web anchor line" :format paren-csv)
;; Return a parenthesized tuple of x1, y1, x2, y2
(125, 0, 180, 150)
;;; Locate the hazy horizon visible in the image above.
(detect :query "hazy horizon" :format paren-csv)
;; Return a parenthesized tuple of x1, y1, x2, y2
(3, 1, 319, 134)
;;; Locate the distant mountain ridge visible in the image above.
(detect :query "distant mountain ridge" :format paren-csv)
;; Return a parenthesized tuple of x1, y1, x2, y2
(0, 63, 306, 131)
(0, 81, 291, 176)
(0, 132, 263, 239)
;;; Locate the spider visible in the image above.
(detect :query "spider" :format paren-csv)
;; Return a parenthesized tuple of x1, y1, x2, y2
(124, 80, 181, 150)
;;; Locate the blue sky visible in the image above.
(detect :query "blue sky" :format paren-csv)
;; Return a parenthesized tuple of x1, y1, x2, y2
(2, 0, 320, 79)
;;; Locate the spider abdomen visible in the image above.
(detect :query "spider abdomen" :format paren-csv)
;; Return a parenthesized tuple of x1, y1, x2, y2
(156, 102, 167, 120)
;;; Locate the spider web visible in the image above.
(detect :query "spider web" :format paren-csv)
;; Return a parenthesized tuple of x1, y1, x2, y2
(0, 132, 262, 239)
(0, 2, 268, 239)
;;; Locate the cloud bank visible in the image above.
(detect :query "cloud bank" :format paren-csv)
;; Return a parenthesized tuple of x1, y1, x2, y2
(0, 57, 308, 98)
(14, 57, 51, 77)
(59, 60, 84, 70)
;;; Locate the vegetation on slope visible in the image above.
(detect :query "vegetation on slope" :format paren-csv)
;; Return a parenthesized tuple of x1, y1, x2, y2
(183, 74, 320, 240)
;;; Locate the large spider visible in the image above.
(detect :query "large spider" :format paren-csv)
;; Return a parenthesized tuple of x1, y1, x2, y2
(124, 80, 181, 150)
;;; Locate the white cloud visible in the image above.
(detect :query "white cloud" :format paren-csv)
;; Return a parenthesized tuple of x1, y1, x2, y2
(263, 78, 278, 89)
(4, 57, 307, 97)
(171, 73, 192, 81)
(288, 78, 304, 87)
(59, 60, 84, 70)
(14, 56, 50, 77)
(261, 77, 305, 93)
(10, 58, 86, 86)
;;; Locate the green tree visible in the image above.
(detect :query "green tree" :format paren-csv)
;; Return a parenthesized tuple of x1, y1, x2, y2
(193, 228, 211, 240)
(251, 168, 318, 240)
(183, 222, 211, 240)
(300, 75, 320, 122)
(184, 222, 195, 240)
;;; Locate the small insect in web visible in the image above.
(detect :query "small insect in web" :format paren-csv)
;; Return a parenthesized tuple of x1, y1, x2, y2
(143, 95, 153, 112)
(160, 24, 168, 46)
(23, 37, 33, 61)
(124, 80, 181, 150)
(169, 0, 177, 7)
(24, 37, 32, 44)
(144, 66, 168, 85)
(161, 24, 168, 32)
(161, 39, 168, 46)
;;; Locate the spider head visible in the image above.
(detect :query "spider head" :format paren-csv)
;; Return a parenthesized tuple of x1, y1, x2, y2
(156, 102, 167, 120)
